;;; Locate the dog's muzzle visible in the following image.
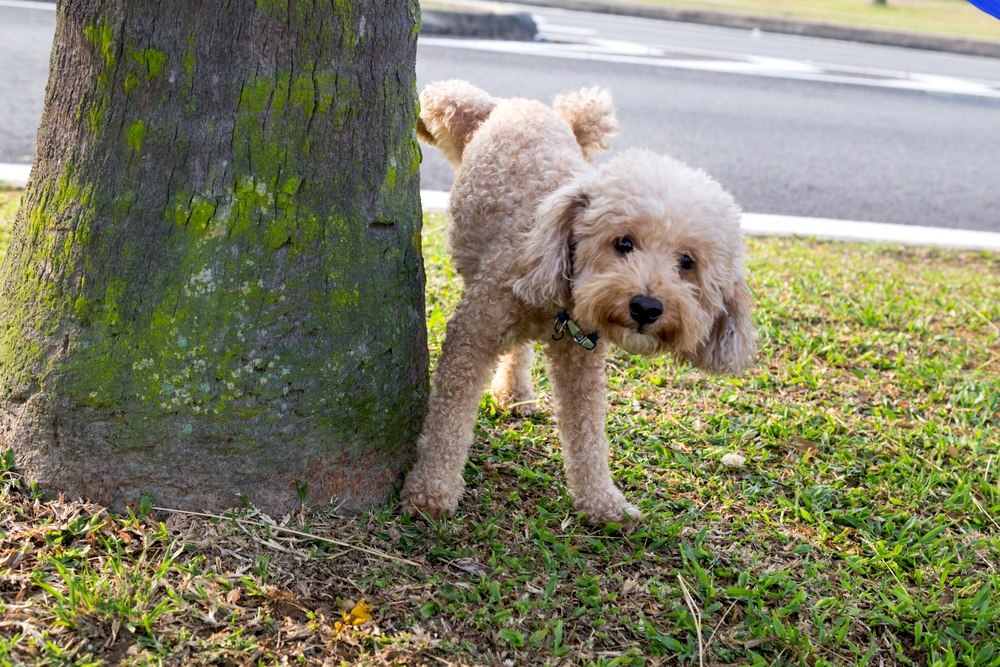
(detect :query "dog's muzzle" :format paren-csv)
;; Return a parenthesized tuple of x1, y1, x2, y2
(628, 295, 663, 326)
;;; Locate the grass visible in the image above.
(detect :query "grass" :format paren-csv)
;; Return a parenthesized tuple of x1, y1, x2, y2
(623, 0, 1000, 42)
(0, 190, 18, 256)
(1, 199, 999, 666)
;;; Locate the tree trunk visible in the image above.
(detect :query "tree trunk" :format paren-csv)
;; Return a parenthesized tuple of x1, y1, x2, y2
(0, 0, 427, 515)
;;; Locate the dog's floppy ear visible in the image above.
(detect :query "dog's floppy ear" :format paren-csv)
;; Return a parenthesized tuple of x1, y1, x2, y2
(684, 279, 757, 375)
(512, 183, 590, 309)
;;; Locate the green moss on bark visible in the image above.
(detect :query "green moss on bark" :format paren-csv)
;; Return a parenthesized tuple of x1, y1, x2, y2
(126, 121, 146, 152)
(0, 0, 426, 513)
(83, 20, 115, 132)
(128, 48, 167, 79)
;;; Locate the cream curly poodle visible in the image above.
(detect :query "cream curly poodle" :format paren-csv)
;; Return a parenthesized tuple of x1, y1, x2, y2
(402, 80, 757, 524)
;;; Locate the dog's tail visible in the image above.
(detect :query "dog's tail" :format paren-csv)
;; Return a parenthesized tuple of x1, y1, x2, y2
(417, 80, 497, 169)
(553, 87, 620, 162)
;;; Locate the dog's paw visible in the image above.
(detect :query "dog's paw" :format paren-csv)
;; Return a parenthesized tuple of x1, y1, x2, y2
(490, 381, 540, 417)
(496, 394, 541, 417)
(574, 492, 642, 526)
(399, 472, 460, 520)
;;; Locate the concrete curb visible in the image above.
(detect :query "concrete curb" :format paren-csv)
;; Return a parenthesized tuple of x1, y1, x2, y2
(741, 213, 1000, 252)
(0, 163, 31, 188)
(441, 0, 1000, 59)
(421, 8, 538, 40)
(420, 190, 1000, 252)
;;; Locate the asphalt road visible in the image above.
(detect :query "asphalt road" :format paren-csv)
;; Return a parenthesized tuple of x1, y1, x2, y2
(417, 44, 1000, 231)
(417, 5, 1000, 231)
(2, 1, 999, 230)
(0, 3, 53, 164)
(521, 4, 1000, 80)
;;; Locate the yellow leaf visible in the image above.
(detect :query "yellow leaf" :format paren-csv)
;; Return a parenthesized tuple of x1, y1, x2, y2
(350, 600, 373, 625)
(338, 599, 373, 629)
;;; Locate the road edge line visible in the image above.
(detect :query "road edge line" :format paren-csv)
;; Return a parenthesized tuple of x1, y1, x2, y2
(421, 189, 1000, 251)
(3, 171, 995, 252)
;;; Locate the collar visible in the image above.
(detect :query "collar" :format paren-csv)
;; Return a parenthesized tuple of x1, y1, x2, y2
(553, 311, 600, 351)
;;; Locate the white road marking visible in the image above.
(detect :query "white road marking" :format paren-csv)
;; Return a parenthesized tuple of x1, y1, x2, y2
(741, 213, 1000, 252)
(420, 190, 1000, 251)
(420, 36, 1000, 100)
(420, 189, 451, 210)
(0, 163, 31, 187)
(4, 170, 994, 250)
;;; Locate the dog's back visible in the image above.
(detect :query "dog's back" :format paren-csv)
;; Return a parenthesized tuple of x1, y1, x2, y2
(418, 81, 618, 281)
(418, 80, 618, 169)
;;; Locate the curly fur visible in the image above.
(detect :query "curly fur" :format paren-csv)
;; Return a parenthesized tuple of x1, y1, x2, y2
(416, 79, 497, 168)
(402, 81, 757, 525)
(553, 86, 619, 162)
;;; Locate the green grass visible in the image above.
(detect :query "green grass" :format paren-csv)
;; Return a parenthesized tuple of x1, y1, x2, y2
(630, 0, 1000, 42)
(1, 200, 999, 666)
(0, 190, 18, 256)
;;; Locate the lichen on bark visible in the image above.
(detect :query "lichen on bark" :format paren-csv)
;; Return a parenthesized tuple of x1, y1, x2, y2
(0, 0, 427, 514)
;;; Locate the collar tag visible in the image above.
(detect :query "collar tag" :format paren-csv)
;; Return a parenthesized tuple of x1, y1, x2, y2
(553, 311, 600, 351)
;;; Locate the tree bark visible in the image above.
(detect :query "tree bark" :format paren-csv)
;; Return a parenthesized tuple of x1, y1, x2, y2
(0, 0, 427, 514)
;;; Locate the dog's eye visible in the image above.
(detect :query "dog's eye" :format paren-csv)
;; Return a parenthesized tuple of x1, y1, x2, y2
(614, 237, 634, 254)
(679, 254, 695, 272)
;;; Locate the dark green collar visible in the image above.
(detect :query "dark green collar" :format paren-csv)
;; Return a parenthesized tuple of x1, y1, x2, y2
(553, 311, 600, 351)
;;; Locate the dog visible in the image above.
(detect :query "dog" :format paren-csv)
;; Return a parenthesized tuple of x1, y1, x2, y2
(402, 80, 757, 524)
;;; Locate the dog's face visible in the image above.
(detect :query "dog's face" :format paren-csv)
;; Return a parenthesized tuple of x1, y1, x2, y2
(514, 149, 757, 375)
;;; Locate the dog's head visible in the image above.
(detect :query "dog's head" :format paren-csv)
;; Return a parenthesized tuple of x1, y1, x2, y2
(513, 149, 757, 375)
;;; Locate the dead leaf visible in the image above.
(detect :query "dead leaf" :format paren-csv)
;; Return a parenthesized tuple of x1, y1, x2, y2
(448, 558, 494, 578)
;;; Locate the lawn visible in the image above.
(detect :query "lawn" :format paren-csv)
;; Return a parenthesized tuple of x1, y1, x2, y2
(1, 200, 999, 666)
(0, 189, 17, 256)
(609, 0, 1000, 42)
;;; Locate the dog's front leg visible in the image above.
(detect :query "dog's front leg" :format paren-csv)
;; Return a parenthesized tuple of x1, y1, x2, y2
(400, 295, 510, 520)
(545, 338, 641, 525)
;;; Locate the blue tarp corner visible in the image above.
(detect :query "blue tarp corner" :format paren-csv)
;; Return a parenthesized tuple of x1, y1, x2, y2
(968, 0, 1000, 21)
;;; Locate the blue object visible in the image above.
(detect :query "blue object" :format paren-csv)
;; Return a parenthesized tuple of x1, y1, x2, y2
(968, 0, 1000, 21)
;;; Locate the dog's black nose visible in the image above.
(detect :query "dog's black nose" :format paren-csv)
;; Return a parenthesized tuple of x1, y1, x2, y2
(629, 295, 663, 326)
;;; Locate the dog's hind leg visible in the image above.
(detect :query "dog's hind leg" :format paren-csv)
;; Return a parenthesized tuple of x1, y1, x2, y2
(401, 290, 514, 519)
(490, 344, 538, 416)
(545, 338, 641, 525)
